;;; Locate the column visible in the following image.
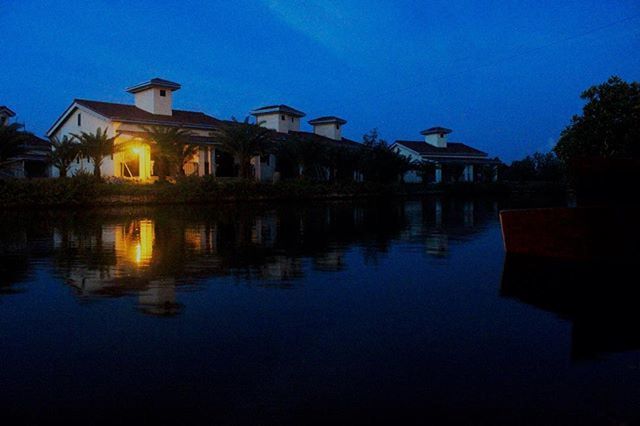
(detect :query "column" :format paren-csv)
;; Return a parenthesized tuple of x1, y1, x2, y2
(198, 147, 206, 176)
(139, 145, 151, 180)
(462, 164, 474, 182)
(253, 155, 261, 182)
(435, 164, 442, 183)
(210, 147, 216, 177)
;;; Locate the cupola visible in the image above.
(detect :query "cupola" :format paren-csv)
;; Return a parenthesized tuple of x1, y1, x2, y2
(126, 78, 181, 116)
(308, 116, 347, 141)
(420, 127, 452, 148)
(250, 104, 306, 133)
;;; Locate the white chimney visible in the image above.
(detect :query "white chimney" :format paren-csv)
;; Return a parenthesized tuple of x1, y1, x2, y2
(421, 127, 452, 148)
(126, 78, 181, 116)
(309, 116, 347, 141)
(250, 105, 306, 133)
(0, 106, 16, 127)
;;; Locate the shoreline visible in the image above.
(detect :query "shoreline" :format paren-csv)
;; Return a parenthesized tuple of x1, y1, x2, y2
(0, 177, 565, 208)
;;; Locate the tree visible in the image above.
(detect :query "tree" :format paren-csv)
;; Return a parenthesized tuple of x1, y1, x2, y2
(503, 152, 563, 182)
(211, 117, 272, 179)
(0, 123, 29, 171)
(71, 127, 115, 178)
(360, 129, 412, 183)
(554, 76, 640, 163)
(50, 135, 79, 178)
(276, 136, 330, 180)
(139, 125, 193, 180)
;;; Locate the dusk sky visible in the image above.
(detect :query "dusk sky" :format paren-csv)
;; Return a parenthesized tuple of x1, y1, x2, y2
(2, 0, 639, 161)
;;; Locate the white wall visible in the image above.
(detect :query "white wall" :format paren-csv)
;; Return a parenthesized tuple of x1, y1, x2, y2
(313, 123, 342, 140)
(50, 106, 114, 177)
(134, 88, 173, 116)
(256, 113, 300, 133)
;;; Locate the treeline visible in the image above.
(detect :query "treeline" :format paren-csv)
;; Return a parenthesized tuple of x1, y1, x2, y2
(500, 152, 564, 182)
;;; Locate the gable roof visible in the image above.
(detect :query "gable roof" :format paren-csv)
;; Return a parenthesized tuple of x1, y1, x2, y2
(48, 99, 222, 136)
(289, 131, 361, 148)
(251, 105, 306, 118)
(394, 140, 487, 157)
(125, 78, 181, 93)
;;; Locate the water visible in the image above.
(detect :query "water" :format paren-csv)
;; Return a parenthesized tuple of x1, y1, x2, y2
(0, 197, 638, 425)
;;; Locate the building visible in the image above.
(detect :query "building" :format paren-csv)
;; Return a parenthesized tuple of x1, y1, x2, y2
(391, 127, 500, 183)
(0, 106, 51, 178)
(47, 78, 227, 180)
(47, 79, 361, 182)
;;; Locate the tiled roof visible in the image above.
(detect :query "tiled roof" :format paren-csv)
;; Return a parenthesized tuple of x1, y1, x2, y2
(308, 116, 347, 125)
(420, 127, 452, 135)
(395, 140, 487, 157)
(125, 78, 181, 93)
(289, 131, 362, 148)
(75, 99, 221, 129)
(251, 105, 306, 117)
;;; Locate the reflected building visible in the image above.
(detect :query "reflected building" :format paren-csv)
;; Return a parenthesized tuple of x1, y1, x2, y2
(1, 198, 499, 315)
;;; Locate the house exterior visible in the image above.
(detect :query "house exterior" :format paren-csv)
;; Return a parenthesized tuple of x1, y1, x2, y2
(47, 78, 230, 181)
(0, 106, 51, 178)
(391, 127, 500, 183)
(47, 79, 361, 182)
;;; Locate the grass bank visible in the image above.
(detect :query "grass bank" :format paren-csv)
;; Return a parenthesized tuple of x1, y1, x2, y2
(0, 176, 557, 208)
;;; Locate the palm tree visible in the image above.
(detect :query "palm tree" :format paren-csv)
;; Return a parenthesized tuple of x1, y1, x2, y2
(139, 125, 194, 179)
(0, 123, 29, 171)
(71, 127, 115, 178)
(50, 135, 79, 178)
(211, 117, 272, 179)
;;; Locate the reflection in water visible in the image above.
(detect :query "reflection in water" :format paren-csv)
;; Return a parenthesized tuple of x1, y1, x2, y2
(501, 255, 640, 360)
(0, 198, 497, 316)
(3, 196, 640, 424)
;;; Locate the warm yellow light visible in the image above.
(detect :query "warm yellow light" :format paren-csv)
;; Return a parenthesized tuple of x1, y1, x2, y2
(132, 146, 141, 154)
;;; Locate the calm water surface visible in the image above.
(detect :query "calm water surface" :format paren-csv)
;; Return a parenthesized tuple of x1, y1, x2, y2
(0, 197, 638, 425)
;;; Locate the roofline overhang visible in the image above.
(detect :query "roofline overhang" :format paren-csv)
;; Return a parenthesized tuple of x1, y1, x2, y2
(126, 79, 181, 94)
(308, 117, 347, 125)
(420, 127, 452, 136)
(251, 106, 306, 118)
(46, 101, 111, 137)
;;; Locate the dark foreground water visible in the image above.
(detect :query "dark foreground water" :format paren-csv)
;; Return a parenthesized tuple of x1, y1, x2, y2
(0, 197, 638, 425)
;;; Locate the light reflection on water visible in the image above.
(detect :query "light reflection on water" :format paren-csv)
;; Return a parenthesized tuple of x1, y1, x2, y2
(0, 196, 638, 424)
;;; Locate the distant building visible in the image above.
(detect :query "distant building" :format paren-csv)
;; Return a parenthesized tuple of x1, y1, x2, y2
(0, 105, 50, 178)
(391, 127, 500, 183)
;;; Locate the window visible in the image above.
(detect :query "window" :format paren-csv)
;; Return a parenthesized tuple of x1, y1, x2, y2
(281, 115, 285, 121)
(290, 117, 294, 123)
(160, 89, 166, 97)
(336, 124, 340, 129)
(77, 113, 82, 126)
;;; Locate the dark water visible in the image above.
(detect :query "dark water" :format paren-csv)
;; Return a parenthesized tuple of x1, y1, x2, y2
(0, 197, 638, 425)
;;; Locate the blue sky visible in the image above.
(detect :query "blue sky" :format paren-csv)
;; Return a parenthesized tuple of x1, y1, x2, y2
(2, 0, 639, 161)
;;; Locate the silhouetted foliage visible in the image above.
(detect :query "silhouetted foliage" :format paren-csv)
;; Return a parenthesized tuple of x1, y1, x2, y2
(139, 125, 194, 179)
(360, 129, 412, 183)
(212, 117, 272, 179)
(71, 127, 116, 178)
(50, 135, 79, 178)
(554, 76, 640, 163)
(502, 152, 564, 182)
